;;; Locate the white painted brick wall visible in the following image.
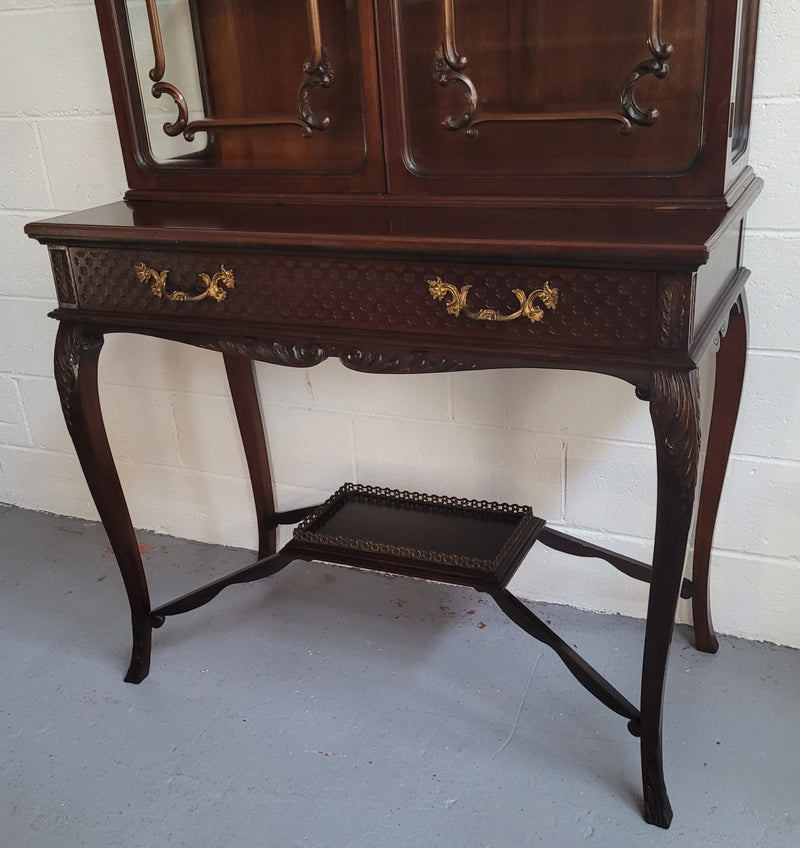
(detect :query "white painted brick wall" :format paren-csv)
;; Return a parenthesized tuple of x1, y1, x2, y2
(1, 0, 798, 648)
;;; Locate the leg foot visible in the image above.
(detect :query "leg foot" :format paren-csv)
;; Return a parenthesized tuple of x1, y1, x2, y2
(643, 774, 674, 829)
(124, 615, 153, 684)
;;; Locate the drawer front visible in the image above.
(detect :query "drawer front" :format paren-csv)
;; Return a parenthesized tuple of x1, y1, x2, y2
(69, 248, 657, 351)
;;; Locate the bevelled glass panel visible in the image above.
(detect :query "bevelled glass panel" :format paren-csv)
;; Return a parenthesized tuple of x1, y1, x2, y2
(124, 0, 369, 172)
(731, 0, 759, 161)
(395, 0, 710, 177)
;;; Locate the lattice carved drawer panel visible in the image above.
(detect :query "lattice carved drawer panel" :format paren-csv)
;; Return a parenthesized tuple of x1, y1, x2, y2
(69, 248, 658, 351)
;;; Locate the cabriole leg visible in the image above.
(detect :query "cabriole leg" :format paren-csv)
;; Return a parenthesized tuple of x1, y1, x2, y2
(691, 294, 749, 653)
(640, 368, 701, 827)
(54, 322, 153, 683)
(224, 354, 277, 559)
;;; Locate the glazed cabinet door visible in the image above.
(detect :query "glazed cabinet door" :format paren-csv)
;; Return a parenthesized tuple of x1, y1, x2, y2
(380, 0, 720, 196)
(105, 0, 384, 194)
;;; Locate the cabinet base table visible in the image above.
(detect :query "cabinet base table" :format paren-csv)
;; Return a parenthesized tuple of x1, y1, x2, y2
(27, 189, 757, 828)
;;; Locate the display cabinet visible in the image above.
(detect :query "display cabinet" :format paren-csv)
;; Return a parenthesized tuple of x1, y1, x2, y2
(26, 0, 762, 828)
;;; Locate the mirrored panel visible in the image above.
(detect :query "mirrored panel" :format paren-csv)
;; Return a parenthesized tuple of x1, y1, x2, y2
(125, 0, 370, 172)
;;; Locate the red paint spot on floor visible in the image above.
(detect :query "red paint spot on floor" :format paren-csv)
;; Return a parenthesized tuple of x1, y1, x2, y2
(477, 598, 488, 604)
(466, 610, 475, 615)
(394, 599, 405, 608)
(477, 622, 487, 629)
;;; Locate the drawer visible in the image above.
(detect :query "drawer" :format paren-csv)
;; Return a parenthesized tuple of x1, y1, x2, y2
(67, 248, 658, 351)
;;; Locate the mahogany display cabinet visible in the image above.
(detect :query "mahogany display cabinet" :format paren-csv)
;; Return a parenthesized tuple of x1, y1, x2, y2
(26, 0, 763, 828)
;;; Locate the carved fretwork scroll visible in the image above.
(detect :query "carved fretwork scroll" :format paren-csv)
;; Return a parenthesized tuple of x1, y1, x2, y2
(433, 0, 672, 137)
(145, 0, 334, 142)
(621, 0, 673, 126)
(432, 0, 478, 131)
(149, 333, 486, 375)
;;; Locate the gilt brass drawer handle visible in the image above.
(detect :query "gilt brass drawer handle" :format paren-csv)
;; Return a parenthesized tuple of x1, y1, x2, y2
(135, 263, 235, 304)
(427, 277, 558, 324)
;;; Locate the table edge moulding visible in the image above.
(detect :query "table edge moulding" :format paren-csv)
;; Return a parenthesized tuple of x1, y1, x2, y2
(25, 0, 764, 830)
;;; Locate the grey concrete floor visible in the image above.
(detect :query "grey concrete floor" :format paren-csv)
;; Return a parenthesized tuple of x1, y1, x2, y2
(1, 503, 798, 848)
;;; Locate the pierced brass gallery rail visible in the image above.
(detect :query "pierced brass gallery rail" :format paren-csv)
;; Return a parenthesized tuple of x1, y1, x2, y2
(135, 263, 235, 304)
(433, 0, 671, 136)
(144, 0, 333, 140)
(428, 277, 558, 324)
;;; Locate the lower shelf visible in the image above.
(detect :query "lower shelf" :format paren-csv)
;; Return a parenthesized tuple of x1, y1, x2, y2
(284, 483, 546, 590)
(147, 482, 640, 772)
